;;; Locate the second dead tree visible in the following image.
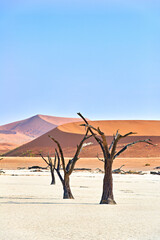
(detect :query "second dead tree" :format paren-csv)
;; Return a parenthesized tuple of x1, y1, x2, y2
(78, 112, 154, 205)
(49, 129, 91, 199)
(39, 153, 56, 185)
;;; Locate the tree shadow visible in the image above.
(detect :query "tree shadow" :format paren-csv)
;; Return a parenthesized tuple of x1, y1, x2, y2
(0, 196, 59, 200)
(0, 200, 98, 205)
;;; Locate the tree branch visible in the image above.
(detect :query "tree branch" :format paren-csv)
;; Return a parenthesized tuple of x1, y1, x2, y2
(55, 148, 61, 171)
(78, 113, 110, 158)
(74, 130, 92, 159)
(54, 149, 64, 184)
(97, 153, 104, 162)
(77, 113, 98, 137)
(67, 129, 92, 175)
(53, 152, 57, 169)
(110, 132, 136, 159)
(48, 135, 66, 173)
(109, 130, 119, 151)
(114, 139, 154, 159)
(47, 153, 52, 166)
(82, 124, 110, 158)
(39, 153, 49, 166)
(80, 124, 104, 135)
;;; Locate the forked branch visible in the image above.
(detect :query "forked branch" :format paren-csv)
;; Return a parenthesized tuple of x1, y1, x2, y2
(39, 152, 56, 185)
(78, 112, 110, 158)
(114, 139, 154, 159)
(110, 132, 137, 159)
(48, 135, 66, 173)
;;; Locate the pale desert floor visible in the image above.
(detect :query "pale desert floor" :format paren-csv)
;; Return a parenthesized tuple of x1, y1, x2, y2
(0, 171, 160, 240)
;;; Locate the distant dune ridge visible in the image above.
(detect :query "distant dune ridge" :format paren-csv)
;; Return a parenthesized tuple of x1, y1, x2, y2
(58, 120, 160, 136)
(0, 114, 82, 154)
(4, 119, 160, 158)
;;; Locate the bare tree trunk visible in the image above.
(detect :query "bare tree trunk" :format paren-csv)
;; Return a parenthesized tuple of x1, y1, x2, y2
(63, 175, 74, 199)
(50, 167, 55, 185)
(78, 112, 154, 204)
(100, 160, 116, 204)
(49, 130, 90, 200)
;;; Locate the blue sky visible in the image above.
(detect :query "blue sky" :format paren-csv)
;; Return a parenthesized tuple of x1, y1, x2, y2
(0, 1, 160, 125)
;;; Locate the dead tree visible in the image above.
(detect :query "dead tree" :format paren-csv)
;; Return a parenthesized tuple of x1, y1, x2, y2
(39, 153, 56, 185)
(112, 165, 125, 174)
(78, 112, 153, 204)
(49, 129, 91, 199)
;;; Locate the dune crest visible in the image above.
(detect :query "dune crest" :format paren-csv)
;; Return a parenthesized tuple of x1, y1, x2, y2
(58, 120, 160, 136)
(0, 114, 82, 154)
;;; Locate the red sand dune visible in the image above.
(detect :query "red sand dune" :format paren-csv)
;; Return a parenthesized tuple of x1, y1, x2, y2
(58, 120, 160, 136)
(5, 120, 160, 158)
(0, 115, 82, 154)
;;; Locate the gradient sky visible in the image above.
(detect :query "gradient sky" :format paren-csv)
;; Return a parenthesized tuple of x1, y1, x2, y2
(0, 1, 160, 125)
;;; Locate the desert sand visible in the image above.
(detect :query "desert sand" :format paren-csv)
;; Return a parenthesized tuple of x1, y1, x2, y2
(0, 171, 160, 240)
(1, 156, 160, 171)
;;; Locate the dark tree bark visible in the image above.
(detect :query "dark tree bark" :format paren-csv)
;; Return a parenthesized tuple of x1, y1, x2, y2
(63, 175, 74, 199)
(100, 159, 116, 204)
(39, 153, 56, 185)
(50, 166, 55, 185)
(49, 129, 91, 199)
(78, 112, 154, 205)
